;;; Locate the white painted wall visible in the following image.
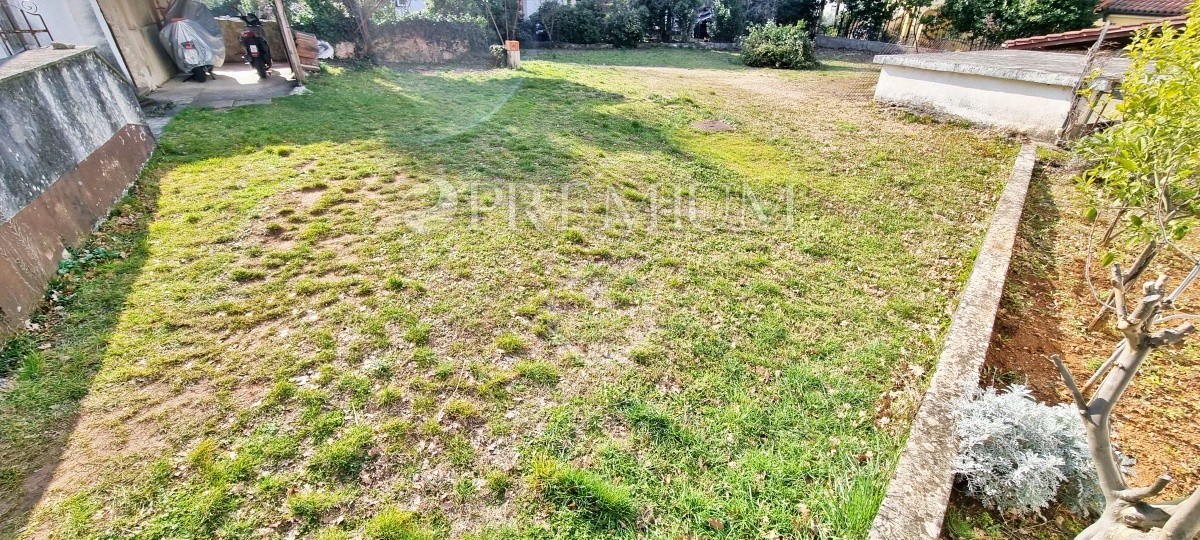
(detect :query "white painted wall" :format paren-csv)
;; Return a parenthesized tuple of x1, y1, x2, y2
(874, 64, 1074, 139)
(2, 0, 132, 81)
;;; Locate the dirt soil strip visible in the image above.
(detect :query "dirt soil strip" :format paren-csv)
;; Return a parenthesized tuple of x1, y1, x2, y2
(870, 145, 1038, 540)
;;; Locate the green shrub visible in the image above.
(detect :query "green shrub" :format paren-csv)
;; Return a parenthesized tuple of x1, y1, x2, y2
(741, 22, 818, 69)
(711, 0, 748, 41)
(604, 5, 647, 48)
(556, 0, 605, 44)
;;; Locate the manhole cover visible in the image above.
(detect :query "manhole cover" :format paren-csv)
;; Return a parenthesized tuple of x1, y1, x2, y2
(691, 119, 735, 132)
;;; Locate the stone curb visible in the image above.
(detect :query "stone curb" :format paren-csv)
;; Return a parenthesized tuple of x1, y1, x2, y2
(869, 144, 1038, 540)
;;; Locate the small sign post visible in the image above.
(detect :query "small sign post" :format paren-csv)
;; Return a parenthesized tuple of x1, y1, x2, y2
(504, 40, 520, 69)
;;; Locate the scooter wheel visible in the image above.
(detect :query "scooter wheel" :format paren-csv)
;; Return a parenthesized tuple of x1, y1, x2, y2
(191, 66, 207, 83)
(253, 58, 268, 79)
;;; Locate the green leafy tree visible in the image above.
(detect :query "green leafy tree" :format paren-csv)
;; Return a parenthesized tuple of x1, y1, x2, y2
(938, 0, 1098, 43)
(1079, 7, 1200, 242)
(840, 0, 897, 39)
(775, 0, 823, 30)
(710, 0, 748, 41)
(638, 0, 702, 41)
(604, 3, 649, 47)
(1075, 7, 1200, 328)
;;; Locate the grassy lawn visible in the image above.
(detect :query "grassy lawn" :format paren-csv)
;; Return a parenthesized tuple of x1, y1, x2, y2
(0, 50, 1015, 539)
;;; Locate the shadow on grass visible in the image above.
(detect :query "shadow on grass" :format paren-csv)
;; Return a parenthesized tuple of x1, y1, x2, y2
(0, 64, 702, 536)
(0, 178, 157, 535)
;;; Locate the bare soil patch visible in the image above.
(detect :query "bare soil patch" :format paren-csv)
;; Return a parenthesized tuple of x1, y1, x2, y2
(984, 159, 1200, 499)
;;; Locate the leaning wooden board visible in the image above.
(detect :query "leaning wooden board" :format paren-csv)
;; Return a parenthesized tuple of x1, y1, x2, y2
(294, 31, 319, 71)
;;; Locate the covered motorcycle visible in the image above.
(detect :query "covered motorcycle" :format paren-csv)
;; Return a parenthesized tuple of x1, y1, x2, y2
(158, 0, 225, 82)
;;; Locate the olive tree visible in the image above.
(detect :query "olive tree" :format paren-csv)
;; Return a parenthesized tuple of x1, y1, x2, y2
(1060, 7, 1200, 539)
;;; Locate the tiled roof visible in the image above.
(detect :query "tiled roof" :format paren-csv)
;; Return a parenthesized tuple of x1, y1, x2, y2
(1002, 15, 1187, 50)
(1099, 0, 1191, 16)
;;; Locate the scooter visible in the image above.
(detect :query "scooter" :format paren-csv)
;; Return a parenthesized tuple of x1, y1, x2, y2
(159, 0, 225, 83)
(238, 12, 272, 79)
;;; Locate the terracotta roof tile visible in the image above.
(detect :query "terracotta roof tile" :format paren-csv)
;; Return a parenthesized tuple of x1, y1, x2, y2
(1002, 15, 1187, 50)
(1099, 0, 1192, 16)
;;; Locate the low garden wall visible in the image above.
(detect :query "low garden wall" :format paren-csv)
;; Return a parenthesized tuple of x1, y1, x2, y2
(523, 41, 739, 50)
(371, 18, 489, 64)
(869, 145, 1037, 539)
(817, 35, 917, 54)
(0, 48, 154, 336)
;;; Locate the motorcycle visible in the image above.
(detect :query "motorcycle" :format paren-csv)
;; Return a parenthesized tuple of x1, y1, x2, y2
(158, 0, 225, 83)
(237, 12, 272, 79)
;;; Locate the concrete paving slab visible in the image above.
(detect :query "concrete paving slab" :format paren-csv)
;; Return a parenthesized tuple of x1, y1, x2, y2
(142, 63, 299, 136)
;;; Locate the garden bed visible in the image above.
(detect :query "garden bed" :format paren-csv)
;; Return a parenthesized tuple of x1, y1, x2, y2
(1, 49, 1017, 538)
(944, 152, 1200, 539)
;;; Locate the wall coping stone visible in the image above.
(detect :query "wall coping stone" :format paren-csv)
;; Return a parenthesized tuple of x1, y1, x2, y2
(868, 144, 1037, 540)
(873, 50, 1130, 87)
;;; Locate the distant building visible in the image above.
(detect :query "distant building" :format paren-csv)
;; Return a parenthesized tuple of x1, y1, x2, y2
(1002, 14, 1188, 51)
(1099, 0, 1192, 26)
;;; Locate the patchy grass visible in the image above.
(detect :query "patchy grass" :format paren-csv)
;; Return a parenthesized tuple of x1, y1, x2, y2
(0, 49, 1015, 539)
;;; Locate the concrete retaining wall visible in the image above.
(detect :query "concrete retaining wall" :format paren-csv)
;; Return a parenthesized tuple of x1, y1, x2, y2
(875, 63, 1074, 139)
(873, 50, 1130, 140)
(0, 48, 155, 335)
(869, 145, 1036, 540)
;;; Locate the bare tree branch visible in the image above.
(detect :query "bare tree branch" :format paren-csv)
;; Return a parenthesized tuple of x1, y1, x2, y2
(1115, 475, 1172, 502)
(1052, 354, 1088, 413)
(1162, 485, 1200, 540)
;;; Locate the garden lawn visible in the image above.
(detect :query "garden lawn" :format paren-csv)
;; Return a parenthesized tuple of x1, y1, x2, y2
(0, 49, 1016, 539)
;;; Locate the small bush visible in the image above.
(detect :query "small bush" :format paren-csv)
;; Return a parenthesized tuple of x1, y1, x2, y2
(741, 22, 817, 69)
(952, 385, 1102, 515)
(604, 5, 647, 48)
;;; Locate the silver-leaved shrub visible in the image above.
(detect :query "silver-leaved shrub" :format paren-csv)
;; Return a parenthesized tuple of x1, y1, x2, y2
(952, 385, 1103, 515)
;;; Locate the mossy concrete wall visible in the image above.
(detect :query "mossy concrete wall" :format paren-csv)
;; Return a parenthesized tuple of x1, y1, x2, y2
(0, 48, 155, 335)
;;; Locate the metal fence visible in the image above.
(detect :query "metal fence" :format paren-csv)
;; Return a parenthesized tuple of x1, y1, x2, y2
(0, 0, 51, 60)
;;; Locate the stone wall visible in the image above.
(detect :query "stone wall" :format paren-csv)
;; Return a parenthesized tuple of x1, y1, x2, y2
(0, 48, 155, 335)
(816, 35, 918, 54)
(367, 18, 489, 63)
(373, 34, 474, 63)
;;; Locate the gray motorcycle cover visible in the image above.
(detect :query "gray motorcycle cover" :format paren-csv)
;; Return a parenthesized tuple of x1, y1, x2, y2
(159, 0, 226, 72)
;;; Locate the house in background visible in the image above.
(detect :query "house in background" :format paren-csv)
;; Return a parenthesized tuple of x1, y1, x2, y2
(1002, 13, 1188, 50)
(1099, 0, 1192, 26)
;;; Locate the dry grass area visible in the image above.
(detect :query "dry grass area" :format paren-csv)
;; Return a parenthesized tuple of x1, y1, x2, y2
(0, 49, 1017, 539)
